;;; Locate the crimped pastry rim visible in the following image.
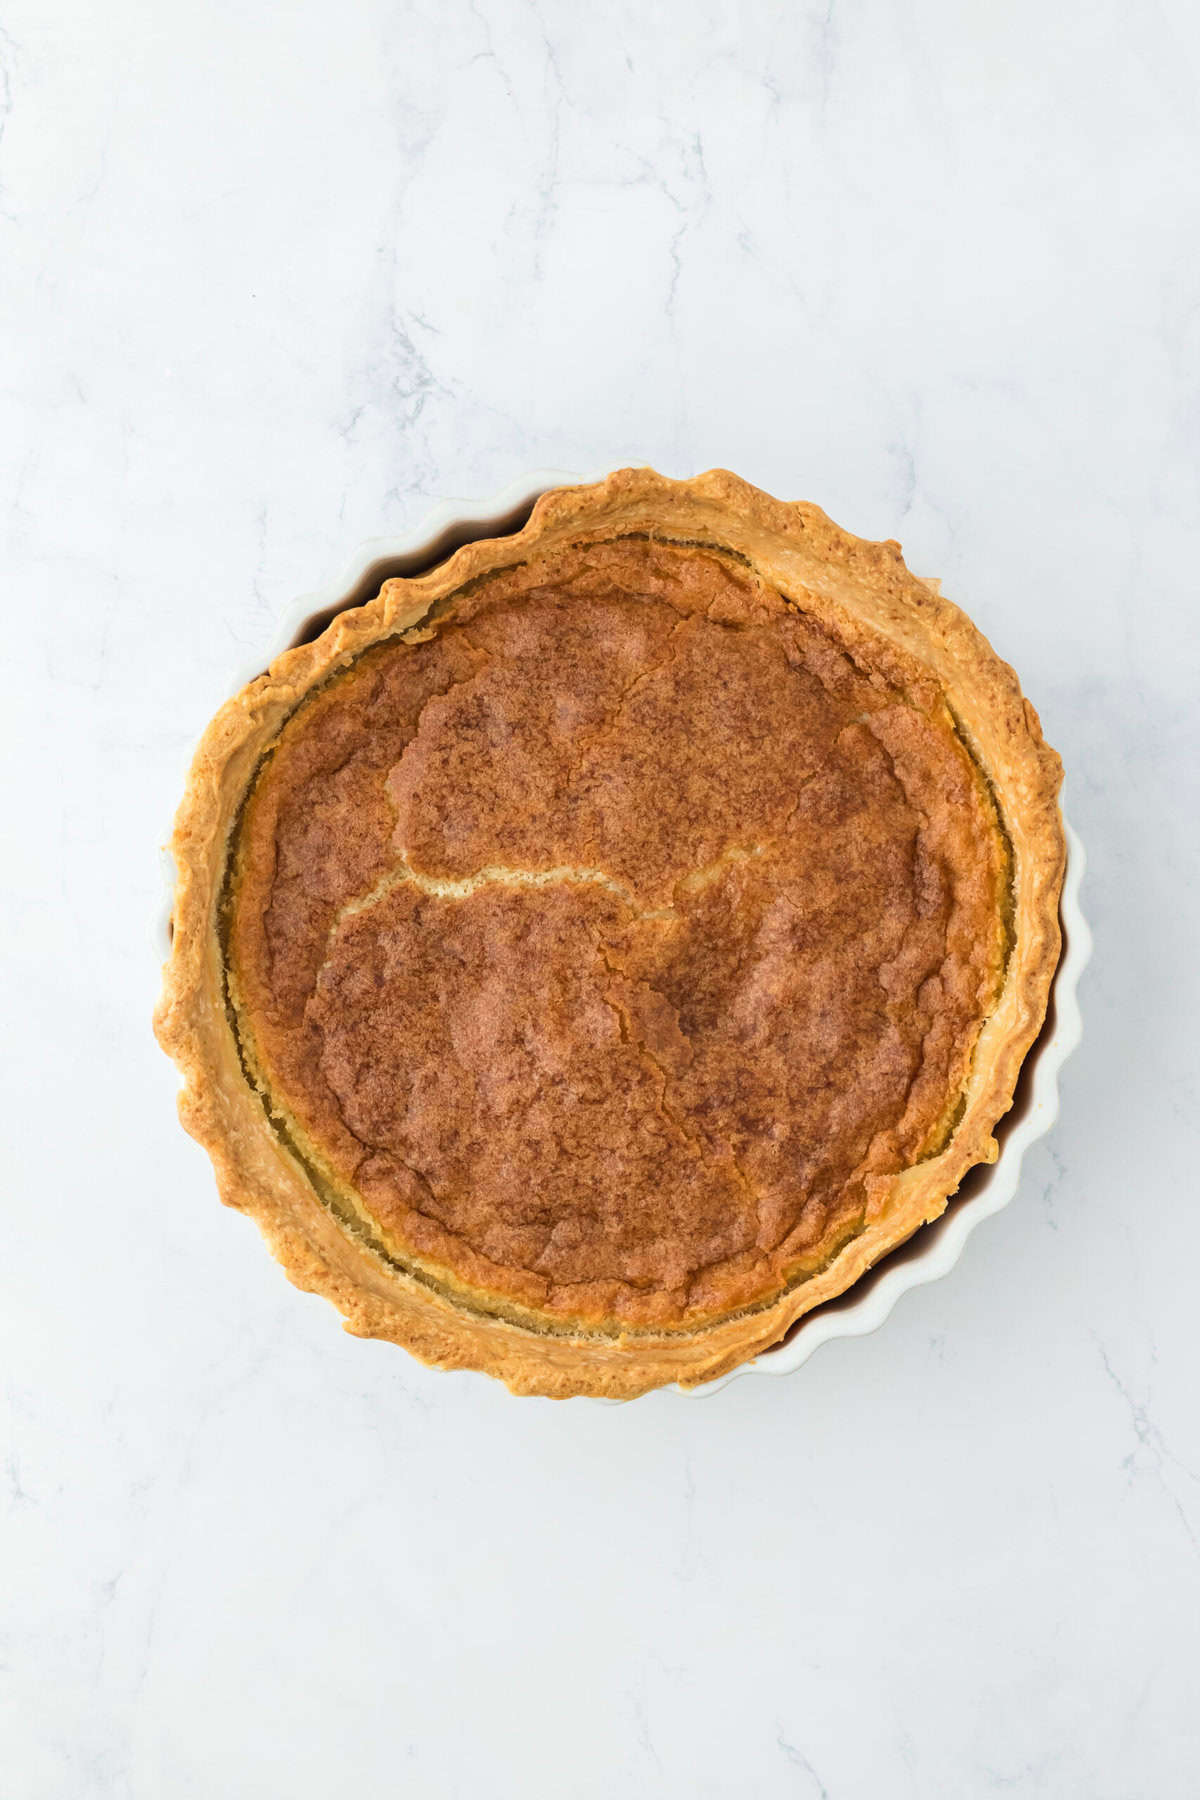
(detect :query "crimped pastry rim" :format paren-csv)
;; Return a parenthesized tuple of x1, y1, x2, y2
(155, 467, 1070, 1399)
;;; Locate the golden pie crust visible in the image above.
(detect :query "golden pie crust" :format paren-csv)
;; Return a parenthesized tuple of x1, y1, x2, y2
(155, 468, 1064, 1397)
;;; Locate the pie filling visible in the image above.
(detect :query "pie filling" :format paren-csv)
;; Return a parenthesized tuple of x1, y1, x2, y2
(224, 538, 1011, 1334)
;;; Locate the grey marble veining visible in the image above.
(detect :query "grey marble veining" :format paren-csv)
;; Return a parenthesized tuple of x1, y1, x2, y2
(2, 2, 1199, 1795)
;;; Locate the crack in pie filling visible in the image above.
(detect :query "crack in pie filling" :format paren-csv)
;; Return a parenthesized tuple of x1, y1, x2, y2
(157, 470, 1064, 1396)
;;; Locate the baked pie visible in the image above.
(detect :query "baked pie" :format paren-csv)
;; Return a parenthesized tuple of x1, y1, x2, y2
(155, 469, 1064, 1397)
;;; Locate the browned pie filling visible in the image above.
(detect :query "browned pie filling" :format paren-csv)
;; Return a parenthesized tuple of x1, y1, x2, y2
(226, 537, 1010, 1333)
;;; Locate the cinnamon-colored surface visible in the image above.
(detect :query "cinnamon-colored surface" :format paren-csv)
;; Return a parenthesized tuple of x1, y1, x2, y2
(228, 538, 1008, 1329)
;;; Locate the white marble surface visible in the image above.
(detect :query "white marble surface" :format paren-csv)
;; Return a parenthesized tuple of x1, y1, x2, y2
(3, 2, 1199, 1794)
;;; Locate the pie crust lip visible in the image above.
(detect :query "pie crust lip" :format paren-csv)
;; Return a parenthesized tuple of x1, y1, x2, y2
(155, 465, 1073, 1400)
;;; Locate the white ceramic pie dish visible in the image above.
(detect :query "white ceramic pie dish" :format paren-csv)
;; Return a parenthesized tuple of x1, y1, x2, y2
(158, 469, 1089, 1395)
